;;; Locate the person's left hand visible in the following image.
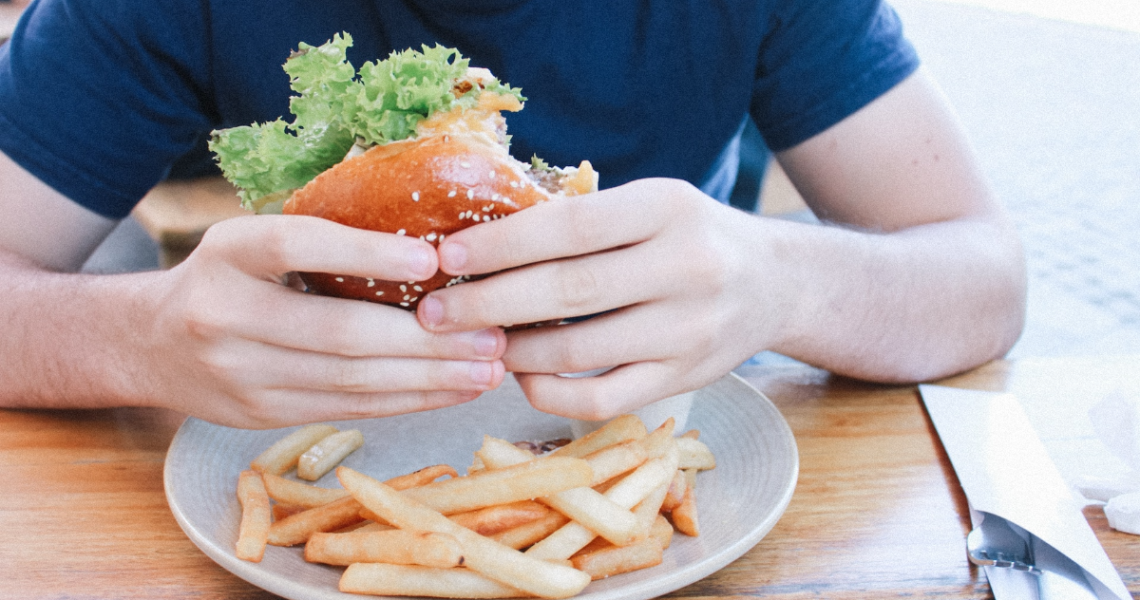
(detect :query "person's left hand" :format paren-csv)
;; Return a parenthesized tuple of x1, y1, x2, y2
(415, 178, 779, 420)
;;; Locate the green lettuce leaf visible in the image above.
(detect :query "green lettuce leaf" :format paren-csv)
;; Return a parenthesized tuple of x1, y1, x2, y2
(208, 33, 524, 211)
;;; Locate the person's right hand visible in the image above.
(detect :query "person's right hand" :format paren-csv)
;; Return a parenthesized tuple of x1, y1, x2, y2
(140, 214, 506, 429)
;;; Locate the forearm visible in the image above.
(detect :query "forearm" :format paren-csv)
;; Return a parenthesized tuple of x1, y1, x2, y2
(760, 214, 1026, 383)
(0, 249, 161, 409)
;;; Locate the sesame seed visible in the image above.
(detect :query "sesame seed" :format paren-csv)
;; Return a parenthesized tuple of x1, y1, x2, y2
(483, 205, 492, 212)
(400, 302, 410, 307)
(490, 194, 499, 201)
(426, 232, 437, 242)
(448, 190, 457, 197)
(489, 170, 496, 178)
(396, 229, 406, 236)
(403, 294, 410, 301)
(460, 161, 471, 168)
(410, 296, 418, 302)
(400, 285, 407, 292)
(335, 277, 345, 282)
(375, 291, 384, 296)
(412, 191, 420, 201)
(367, 280, 375, 287)
(438, 234, 445, 243)
(509, 181, 519, 188)
(466, 190, 474, 200)
(413, 285, 423, 292)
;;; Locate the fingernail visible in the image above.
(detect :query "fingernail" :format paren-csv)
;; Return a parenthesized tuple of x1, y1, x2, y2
(419, 296, 443, 329)
(439, 242, 467, 273)
(408, 247, 435, 280)
(473, 329, 501, 358)
(469, 361, 494, 386)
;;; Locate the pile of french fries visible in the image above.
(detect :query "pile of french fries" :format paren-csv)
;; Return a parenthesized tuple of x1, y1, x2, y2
(234, 414, 716, 598)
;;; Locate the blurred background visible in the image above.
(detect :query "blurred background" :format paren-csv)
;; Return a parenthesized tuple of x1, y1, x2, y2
(3, 0, 1138, 363)
(750, 0, 1140, 363)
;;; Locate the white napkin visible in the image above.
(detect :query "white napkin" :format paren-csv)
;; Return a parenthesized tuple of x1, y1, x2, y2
(1086, 392, 1140, 533)
(920, 385, 1132, 600)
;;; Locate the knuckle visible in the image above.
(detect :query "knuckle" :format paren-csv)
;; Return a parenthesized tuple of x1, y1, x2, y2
(445, 282, 496, 327)
(324, 359, 370, 392)
(317, 317, 365, 356)
(181, 302, 227, 342)
(553, 261, 602, 310)
(559, 200, 606, 251)
(551, 335, 596, 374)
(678, 232, 733, 296)
(253, 217, 300, 268)
(573, 388, 623, 422)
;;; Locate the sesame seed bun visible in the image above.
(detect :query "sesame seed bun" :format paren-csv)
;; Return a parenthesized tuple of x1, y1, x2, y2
(282, 91, 597, 310)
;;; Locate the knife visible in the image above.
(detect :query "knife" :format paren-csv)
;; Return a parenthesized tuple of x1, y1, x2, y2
(1032, 532, 1100, 600)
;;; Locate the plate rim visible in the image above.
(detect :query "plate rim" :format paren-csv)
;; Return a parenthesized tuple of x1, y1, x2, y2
(164, 372, 798, 600)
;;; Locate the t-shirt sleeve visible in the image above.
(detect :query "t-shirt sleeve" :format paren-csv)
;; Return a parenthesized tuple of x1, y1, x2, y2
(0, 0, 216, 219)
(750, 0, 919, 152)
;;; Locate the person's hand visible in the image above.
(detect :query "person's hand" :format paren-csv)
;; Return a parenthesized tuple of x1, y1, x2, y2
(139, 215, 506, 428)
(415, 178, 779, 420)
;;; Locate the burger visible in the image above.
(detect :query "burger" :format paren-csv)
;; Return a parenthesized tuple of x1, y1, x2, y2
(209, 33, 596, 309)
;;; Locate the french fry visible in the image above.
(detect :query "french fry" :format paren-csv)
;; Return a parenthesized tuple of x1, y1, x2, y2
(297, 429, 364, 481)
(670, 485, 700, 537)
(476, 437, 642, 546)
(386, 464, 460, 490)
(351, 521, 394, 533)
(449, 500, 551, 536)
(235, 470, 271, 562)
(251, 424, 338, 476)
(272, 503, 307, 522)
(570, 536, 664, 581)
(637, 418, 676, 459)
(338, 466, 591, 599)
(659, 470, 686, 513)
(491, 511, 571, 550)
(340, 563, 526, 598)
(631, 480, 670, 540)
(267, 495, 364, 546)
(402, 457, 593, 515)
(262, 472, 350, 508)
(305, 529, 464, 567)
(525, 446, 678, 561)
(683, 467, 698, 489)
(544, 486, 641, 547)
(581, 440, 648, 486)
(358, 464, 461, 524)
(549, 414, 647, 459)
(650, 514, 674, 549)
(676, 437, 716, 471)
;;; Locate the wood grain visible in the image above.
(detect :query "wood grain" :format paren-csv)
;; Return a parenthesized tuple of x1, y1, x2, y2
(3, 357, 1138, 599)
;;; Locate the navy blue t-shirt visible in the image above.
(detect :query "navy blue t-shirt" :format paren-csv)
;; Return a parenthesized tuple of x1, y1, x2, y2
(0, 0, 918, 219)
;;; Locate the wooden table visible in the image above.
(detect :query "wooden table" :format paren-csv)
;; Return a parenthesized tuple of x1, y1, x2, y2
(4, 356, 1138, 599)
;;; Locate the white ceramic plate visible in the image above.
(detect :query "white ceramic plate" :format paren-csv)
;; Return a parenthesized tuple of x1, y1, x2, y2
(164, 372, 798, 600)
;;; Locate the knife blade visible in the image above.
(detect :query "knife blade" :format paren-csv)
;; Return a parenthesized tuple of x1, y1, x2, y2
(1031, 532, 1100, 600)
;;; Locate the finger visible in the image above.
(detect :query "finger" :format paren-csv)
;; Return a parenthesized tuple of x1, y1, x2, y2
(436, 179, 685, 276)
(186, 281, 506, 360)
(224, 389, 484, 430)
(501, 305, 692, 375)
(418, 238, 677, 331)
(227, 340, 507, 394)
(515, 362, 683, 422)
(201, 214, 438, 283)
